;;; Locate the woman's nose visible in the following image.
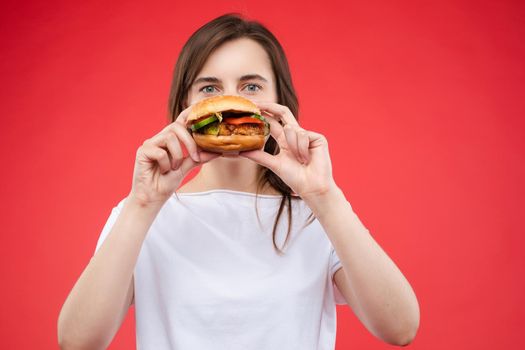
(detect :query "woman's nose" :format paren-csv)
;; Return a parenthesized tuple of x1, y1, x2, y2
(222, 84, 242, 96)
(222, 89, 239, 97)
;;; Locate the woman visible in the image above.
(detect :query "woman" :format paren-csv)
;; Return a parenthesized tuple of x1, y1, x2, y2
(58, 13, 420, 349)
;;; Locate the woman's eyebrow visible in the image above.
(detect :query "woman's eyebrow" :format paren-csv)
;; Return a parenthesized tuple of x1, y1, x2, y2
(192, 76, 221, 86)
(192, 74, 269, 87)
(239, 74, 268, 83)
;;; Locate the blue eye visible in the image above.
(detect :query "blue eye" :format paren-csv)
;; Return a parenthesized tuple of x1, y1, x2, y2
(243, 83, 262, 93)
(200, 85, 218, 94)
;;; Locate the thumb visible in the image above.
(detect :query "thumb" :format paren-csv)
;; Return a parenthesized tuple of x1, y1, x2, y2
(239, 150, 280, 174)
(180, 151, 220, 177)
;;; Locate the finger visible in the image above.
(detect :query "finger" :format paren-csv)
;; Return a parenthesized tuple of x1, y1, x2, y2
(163, 131, 183, 170)
(255, 102, 299, 127)
(144, 130, 168, 146)
(283, 124, 300, 161)
(145, 131, 180, 167)
(154, 123, 199, 162)
(179, 151, 220, 176)
(173, 104, 195, 127)
(165, 123, 200, 162)
(142, 145, 171, 174)
(238, 149, 280, 174)
(306, 130, 328, 148)
(265, 117, 287, 148)
(297, 128, 310, 164)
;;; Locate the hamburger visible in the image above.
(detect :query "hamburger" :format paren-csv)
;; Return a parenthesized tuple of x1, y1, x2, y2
(186, 95, 270, 153)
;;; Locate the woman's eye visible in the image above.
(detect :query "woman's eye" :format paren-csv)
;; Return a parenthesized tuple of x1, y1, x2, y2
(200, 85, 218, 94)
(243, 83, 261, 93)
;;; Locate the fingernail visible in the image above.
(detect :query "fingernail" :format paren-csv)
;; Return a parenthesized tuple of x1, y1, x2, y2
(193, 152, 200, 162)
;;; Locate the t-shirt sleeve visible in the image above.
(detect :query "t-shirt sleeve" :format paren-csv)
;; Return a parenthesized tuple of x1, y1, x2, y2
(94, 199, 126, 256)
(329, 245, 347, 305)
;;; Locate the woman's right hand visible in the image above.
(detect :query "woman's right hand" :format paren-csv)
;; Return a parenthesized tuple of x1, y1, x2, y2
(128, 105, 220, 207)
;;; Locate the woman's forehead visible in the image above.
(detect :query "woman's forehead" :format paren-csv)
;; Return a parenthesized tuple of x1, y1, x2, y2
(196, 38, 274, 82)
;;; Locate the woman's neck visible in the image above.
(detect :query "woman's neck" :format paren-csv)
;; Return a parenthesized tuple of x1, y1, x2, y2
(178, 156, 279, 195)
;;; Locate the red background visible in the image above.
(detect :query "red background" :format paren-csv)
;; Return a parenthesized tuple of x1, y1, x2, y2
(1, 0, 524, 349)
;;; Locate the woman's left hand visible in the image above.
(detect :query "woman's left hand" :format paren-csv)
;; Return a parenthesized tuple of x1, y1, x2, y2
(239, 102, 337, 199)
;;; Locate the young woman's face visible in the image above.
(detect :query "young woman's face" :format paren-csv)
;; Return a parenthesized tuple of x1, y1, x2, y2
(186, 38, 278, 106)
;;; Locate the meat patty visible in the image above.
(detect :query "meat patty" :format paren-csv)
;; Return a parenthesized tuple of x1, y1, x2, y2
(218, 123, 265, 136)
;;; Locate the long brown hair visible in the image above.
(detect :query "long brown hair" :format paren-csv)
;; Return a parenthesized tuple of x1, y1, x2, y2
(167, 13, 314, 255)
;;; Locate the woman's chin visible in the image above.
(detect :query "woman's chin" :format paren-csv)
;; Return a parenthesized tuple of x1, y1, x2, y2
(220, 151, 240, 158)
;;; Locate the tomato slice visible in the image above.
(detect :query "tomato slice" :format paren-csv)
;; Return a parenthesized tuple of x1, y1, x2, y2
(223, 116, 264, 125)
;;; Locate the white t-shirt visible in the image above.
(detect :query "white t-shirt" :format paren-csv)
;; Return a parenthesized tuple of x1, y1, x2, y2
(95, 189, 346, 350)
